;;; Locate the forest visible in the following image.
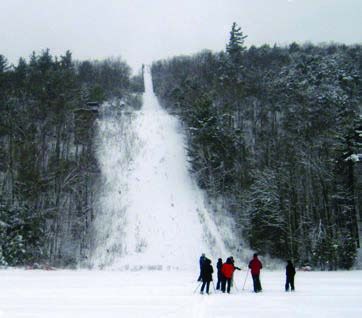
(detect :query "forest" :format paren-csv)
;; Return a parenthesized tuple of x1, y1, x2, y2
(0, 50, 144, 267)
(151, 23, 361, 270)
(0, 22, 361, 269)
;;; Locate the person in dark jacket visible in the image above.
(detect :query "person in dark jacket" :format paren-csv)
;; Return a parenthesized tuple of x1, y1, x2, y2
(197, 253, 206, 281)
(216, 258, 223, 290)
(248, 253, 263, 293)
(285, 260, 296, 292)
(200, 258, 213, 294)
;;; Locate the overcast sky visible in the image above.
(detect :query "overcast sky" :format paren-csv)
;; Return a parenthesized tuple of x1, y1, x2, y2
(1, 0, 361, 73)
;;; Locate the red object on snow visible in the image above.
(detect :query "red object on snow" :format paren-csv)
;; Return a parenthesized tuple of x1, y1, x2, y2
(248, 256, 263, 275)
(222, 263, 235, 278)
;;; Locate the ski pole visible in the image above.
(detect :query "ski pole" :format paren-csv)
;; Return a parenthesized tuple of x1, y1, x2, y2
(233, 278, 239, 292)
(242, 270, 249, 290)
(193, 281, 202, 294)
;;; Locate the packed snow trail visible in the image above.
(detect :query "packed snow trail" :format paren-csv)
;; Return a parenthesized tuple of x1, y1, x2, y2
(90, 67, 228, 270)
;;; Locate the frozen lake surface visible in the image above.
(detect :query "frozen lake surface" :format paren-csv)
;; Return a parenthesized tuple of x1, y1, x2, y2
(0, 269, 361, 317)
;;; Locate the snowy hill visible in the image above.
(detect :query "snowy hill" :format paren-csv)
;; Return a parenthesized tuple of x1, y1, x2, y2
(89, 68, 231, 270)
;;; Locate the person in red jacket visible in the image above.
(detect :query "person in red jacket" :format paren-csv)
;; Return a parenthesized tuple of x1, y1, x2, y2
(248, 253, 263, 293)
(221, 257, 240, 293)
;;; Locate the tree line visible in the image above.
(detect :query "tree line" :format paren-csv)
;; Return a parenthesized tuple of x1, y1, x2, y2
(1, 24, 360, 270)
(151, 23, 361, 269)
(0, 50, 143, 267)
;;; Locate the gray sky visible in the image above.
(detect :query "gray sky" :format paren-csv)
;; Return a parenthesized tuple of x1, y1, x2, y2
(1, 0, 361, 73)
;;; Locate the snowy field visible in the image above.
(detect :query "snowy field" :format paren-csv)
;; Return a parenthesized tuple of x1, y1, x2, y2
(0, 269, 361, 318)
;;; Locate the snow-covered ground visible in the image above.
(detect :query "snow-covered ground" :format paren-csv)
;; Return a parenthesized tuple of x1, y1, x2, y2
(0, 269, 361, 318)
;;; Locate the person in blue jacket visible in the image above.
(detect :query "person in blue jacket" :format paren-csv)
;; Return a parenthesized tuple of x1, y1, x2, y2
(197, 253, 206, 281)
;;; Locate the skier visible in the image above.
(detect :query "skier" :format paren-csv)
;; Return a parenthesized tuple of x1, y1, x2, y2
(221, 257, 239, 293)
(248, 253, 263, 293)
(200, 258, 214, 294)
(197, 253, 206, 281)
(285, 260, 296, 292)
(216, 258, 223, 290)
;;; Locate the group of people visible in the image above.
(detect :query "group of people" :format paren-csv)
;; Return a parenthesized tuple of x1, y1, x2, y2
(198, 253, 296, 295)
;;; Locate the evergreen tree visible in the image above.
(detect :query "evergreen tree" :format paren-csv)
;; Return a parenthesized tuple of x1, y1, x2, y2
(226, 22, 247, 65)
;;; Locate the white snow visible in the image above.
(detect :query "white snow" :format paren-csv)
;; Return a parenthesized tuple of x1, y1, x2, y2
(90, 68, 229, 270)
(0, 269, 361, 317)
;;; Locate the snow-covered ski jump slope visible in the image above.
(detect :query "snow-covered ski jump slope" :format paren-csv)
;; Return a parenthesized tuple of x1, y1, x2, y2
(90, 68, 228, 270)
